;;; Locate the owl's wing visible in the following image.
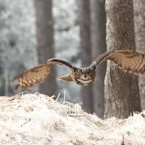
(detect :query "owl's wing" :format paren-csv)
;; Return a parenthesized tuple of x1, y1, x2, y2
(11, 58, 75, 90)
(47, 58, 74, 70)
(91, 49, 145, 75)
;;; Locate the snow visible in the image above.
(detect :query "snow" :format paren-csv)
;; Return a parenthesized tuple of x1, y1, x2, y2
(0, 93, 145, 145)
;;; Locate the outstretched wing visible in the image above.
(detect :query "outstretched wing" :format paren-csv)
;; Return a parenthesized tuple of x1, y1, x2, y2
(91, 49, 145, 75)
(11, 63, 52, 90)
(47, 58, 74, 70)
(11, 58, 74, 90)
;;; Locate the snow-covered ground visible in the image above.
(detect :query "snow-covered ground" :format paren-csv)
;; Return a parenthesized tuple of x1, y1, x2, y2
(0, 93, 145, 145)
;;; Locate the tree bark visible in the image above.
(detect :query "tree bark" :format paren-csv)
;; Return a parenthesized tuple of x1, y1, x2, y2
(79, 0, 93, 113)
(34, 0, 57, 96)
(104, 0, 141, 119)
(90, 0, 106, 118)
(134, 0, 145, 110)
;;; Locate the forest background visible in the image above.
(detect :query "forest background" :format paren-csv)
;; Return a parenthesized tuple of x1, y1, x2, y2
(0, 0, 144, 119)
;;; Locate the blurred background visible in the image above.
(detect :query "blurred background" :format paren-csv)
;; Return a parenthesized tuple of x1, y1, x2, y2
(0, 0, 106, 117)
(0, 0, 81, 102)
(0, 0, 145, 118)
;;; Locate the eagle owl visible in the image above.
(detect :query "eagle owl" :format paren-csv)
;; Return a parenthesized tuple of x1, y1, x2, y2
(11, 49, 145, 90)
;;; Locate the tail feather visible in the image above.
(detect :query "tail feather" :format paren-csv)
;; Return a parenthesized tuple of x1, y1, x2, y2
(57, 74, 73, 82)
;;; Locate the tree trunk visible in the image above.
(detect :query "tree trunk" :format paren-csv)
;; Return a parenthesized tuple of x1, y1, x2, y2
(104, 0, 141, 119)
(90, 0, 106, 118)
(134, 0, 145, 110)
(79, 0, 93, 113)
(34, 0, 57, 96)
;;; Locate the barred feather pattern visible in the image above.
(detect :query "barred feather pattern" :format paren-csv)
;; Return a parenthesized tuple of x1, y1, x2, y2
(11, 50, 145, 90)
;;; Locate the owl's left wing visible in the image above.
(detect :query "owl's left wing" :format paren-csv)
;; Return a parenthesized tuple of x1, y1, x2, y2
(91, 49, 145, 75)
(11, 63, 51, 90)
(11, 58, 76, 90)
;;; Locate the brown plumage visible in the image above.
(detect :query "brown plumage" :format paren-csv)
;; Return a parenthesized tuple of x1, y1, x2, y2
(11, 49, 145, 90)
(11, 59, 78, 90)
(92, 49, 145, 75)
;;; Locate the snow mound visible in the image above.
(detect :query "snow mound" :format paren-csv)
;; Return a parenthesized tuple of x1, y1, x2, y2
(0, 93, 145, 145)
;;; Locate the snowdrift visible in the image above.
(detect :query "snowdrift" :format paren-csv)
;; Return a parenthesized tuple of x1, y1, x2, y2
(0, 93, 145, 145)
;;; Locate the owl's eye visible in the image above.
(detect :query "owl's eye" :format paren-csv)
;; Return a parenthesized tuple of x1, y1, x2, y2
(87, 70, 91, 74)
(75, 70, 81, 74)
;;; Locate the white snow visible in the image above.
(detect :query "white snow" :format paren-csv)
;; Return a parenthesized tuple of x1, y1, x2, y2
(0, 93, 145, 145)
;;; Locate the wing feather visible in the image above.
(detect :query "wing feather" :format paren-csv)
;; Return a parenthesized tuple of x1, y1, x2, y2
(90, 49, 116, 67)
(11, 58, 77, 90)
(47, 58, 75, 70)
(11, 63, 51, 90)
(93, 49, 145, 75)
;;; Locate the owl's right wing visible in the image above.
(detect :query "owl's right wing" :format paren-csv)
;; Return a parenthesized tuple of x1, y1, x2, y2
(91, 49, 145, 75)
(11, 58, 75, 90)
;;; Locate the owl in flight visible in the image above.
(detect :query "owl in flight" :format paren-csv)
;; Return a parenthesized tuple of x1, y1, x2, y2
(11, 49, 145, 90)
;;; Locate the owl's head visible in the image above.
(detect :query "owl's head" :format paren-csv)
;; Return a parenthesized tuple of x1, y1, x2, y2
(74, 66, 96, 83)
(80, 67, 96, 80)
